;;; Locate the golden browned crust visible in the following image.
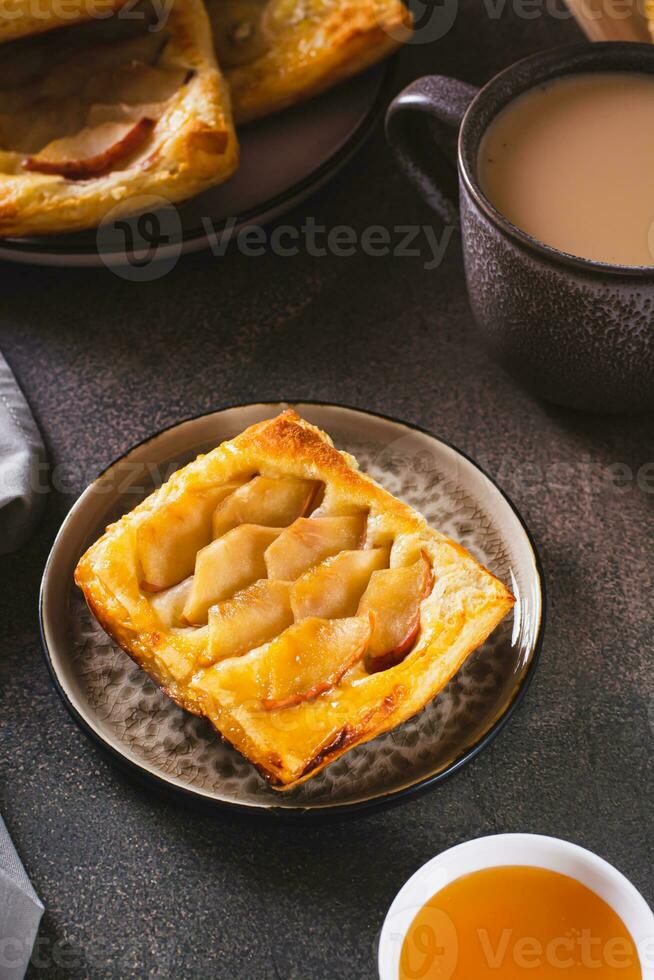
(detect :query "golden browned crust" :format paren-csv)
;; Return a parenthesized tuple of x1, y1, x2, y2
(210, 0, 413, 125)
(646, 0, 654, 40)
(1, 0, 410, 237)
(0, 0, 238, 237)
(75, 410, 514, 790)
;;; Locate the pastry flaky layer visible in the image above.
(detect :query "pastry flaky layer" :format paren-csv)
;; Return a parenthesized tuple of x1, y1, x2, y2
(212, 0, 414, 125)
(0, 0, 411, 238)
(0, 0, 239, 238)
(75, 411, 515, 790)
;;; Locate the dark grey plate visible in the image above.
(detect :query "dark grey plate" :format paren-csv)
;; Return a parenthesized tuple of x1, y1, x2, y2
(40, 402, 545, 817)
(1, 66, 391, 268)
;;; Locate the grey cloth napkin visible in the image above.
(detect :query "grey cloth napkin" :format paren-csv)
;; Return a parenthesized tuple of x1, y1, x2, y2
(0, 353, 47, 554)
(0, 357, 47, 974)
(0, 816, 44, 980)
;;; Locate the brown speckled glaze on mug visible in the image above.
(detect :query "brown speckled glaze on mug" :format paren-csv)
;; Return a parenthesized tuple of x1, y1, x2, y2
(386, 43, 654, 414)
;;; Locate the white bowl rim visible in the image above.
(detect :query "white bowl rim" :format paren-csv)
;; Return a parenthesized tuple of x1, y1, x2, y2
(378, 833, 654, 980)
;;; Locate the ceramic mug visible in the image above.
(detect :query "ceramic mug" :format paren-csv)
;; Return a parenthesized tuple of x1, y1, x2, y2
(386, 42, 654, 414)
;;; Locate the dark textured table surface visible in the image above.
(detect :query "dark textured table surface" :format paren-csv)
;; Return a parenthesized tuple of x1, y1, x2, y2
(1, 4, 653, 978)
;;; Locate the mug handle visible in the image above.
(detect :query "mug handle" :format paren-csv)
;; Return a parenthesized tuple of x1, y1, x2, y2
(385, 77, 479, 226)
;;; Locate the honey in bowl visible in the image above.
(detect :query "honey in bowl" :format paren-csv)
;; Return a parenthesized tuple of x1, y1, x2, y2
(477, 72, 654, 266)
(400, 865, 641, 979)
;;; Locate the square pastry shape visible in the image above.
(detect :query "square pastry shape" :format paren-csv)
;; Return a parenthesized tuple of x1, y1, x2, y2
(0, 0, 238, 237)
(75, 411, 514, 789)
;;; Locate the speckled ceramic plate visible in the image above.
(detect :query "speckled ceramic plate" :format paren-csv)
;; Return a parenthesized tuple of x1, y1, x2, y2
(40, 403, 545, 817)
(0, 65, 390, 268)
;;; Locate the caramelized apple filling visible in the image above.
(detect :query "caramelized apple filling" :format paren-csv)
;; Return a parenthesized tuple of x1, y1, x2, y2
(0, 5, 187, 175)
(183, 524, 283, 624)
(136, 472, 434, 703)
(207, 580, 294, 665)
(289, 548, 389, 620)
(212, 0, 392, 70)
(264, 515, 366, 580)
(359, 552, 434, 672)
(76, 411, 515, 790)
(212, 0, 341, 71)
(212, 476, 316, 537)
(259, 615, 373, 710)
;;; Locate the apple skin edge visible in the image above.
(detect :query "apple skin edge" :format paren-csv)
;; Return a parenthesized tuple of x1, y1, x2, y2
(143, 544, 434, 696)
(262, 614, 373, 712)
(365, 614, 420, 674)
(365, 551, 434, 674)
(23, 118, 155, 180)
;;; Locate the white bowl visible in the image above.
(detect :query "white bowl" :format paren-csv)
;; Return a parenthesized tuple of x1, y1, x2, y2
(379, 834, 654, 980)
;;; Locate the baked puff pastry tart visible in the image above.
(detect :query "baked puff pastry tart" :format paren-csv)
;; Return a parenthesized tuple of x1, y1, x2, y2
(75, 411, 514, 790)
(0, 0, 238, 237)
(210, 0, 413, 124)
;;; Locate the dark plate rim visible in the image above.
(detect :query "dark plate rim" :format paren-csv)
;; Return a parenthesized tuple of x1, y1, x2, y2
(2, 62, 396, 260)
(39, 400, 547, 821)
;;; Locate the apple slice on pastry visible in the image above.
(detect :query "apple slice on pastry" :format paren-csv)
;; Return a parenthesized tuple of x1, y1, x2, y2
(23, 119, 156, 180)
(138, 482, 246, 591)
(199, 615, 372, 713)
(260, 615, 372, 710)
(289, 547, 389, 621)
(207, 579, 294, 664)
(264, 515, 366, 580)
(183, 525, 283, 625)
(149, 577, 194, 629)
(212, 476, 317, 538)
(358, 553, 434, 672)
